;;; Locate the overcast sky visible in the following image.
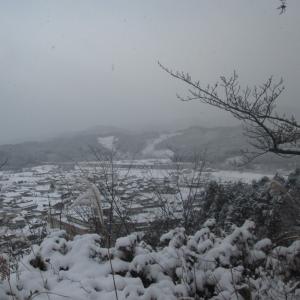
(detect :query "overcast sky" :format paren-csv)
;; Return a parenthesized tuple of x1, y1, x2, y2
(0, 0, 299, 144)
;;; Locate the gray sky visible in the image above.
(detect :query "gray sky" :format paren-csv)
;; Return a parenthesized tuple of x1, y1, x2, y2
(0, 0, 299, 144)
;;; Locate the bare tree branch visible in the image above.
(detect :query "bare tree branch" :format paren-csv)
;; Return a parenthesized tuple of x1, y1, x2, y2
(0, 158, 8, 170)
(159, 62, 300, 160)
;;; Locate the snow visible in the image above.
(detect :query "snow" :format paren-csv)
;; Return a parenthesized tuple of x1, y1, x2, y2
(208, 170, 273, 183)
(98, 136, 117, 150)
(142, 133, 181, 158)
(31, 165, 57, 174)
(1, 161, 297, 299)
(203, 218, 216, 227)
(115, 233, 141, 250)
(2, 219, 299, 299)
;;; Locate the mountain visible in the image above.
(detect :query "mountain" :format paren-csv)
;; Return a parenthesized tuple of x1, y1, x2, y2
(0, 125, 298, 170)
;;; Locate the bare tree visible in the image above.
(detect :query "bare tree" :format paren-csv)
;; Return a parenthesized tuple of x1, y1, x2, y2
(0, 158, 8, 170)
(145, 150, 209, 243)
(88, 145, 136, 236)
(159, 63, 300, 161)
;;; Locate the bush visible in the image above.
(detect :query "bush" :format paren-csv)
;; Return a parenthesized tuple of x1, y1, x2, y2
(0, 220, 299, 299)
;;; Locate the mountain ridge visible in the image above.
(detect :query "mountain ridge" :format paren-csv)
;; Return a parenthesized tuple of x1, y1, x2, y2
(0, 125, 298, 171)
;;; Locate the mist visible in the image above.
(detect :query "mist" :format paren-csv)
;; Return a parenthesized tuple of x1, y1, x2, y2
(0, 0, 299, 144)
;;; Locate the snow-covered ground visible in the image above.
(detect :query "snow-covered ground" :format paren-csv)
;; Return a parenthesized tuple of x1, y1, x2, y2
(31, 164, 58, 174)
(207, 170, 274, 183)
(117, 167, 274, 183)
(77, 159, 279, 183)
(1, 161, 297, 299)
(0, 159, 282, 255)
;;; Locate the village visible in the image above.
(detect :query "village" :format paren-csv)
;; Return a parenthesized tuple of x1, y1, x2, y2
(0, 160, 207, 255)
(0, 158, 275, 257)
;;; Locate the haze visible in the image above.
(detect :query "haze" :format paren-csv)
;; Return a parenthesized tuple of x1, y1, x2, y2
(0, 0, 299, 144)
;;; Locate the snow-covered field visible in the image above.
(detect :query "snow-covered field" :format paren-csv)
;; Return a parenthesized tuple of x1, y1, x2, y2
(118, 167, 274, 184)
(208, 169, 274, 183)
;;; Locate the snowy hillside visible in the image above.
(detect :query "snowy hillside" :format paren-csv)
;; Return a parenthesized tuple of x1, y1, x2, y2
(142, 133, 181, 158)
(98, 136, 118, 150)
(0, 125, 299, 171)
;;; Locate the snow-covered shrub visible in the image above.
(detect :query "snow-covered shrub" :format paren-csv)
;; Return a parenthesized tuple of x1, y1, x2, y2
(0, 220, 299, 299)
